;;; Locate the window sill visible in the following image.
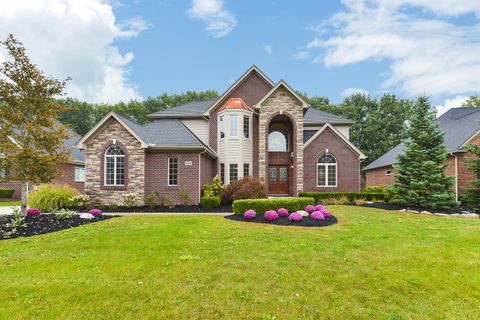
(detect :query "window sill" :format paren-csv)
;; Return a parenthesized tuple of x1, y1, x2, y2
(101, 185, 127, 191)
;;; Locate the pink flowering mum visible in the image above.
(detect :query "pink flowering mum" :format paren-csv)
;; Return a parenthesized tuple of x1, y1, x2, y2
(264, 210, 279, 221)
(277, 208, 289, 217)
(315, 204, 325, 211)
(304, 205, 315, 213)
(88, 209, 103, 215)
(288, 211, 302, 222)
(320, 208, 332, 218)
(243, 209, 256, 220)
(26, 208, 41, 216)
(311, 211, 325, 220)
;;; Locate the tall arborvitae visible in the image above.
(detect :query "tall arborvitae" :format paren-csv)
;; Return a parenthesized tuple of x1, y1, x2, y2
(391, 96, 456, 209)
(461, 144, 480, 212)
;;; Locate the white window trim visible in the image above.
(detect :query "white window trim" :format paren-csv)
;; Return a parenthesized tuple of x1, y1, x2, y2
(229, 163, 238, 183)
(243, 163, 250, 178)
(229, 113, 239, 139)
(243, 115, 251, 140)
(104, 146, 125, 186)
(385, 169, 392, 176)
(219, 115, 225, 140)
(168, 157, 178, 186)
(75, 167, 85, 182)
(316, 155, 338, 188)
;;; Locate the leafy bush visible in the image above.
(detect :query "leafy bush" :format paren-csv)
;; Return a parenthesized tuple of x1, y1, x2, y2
(0, 188, 15, 198)
(311, 211, 324, 220)
(233, 197, 314, 214)
(222, 177, 267, 204)
(70, 194, 90, 208)
(288, 212, 302, 222)
(26, 208, 41, 216)
(362, 185, 388, 193)
(52, 208, 76, 220)
(28, 184, 78, 212)
(264, 210, 279, 221)
(353, 199, 367, 205)
(179, 187, 194, 206)
(200, 195, 221, 209)
(202, 175, 224, 197)
(298, 192, 384, 203)
(143, 192, 175, 209)
(243, 209, 256, 220)
(277, 208, 289, 217)
(158, 195, 175, 209)
(7, 208, 25, 233)
(123, 193, 137, 208)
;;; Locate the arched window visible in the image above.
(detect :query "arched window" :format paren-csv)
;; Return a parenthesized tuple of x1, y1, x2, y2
(105, 145, 125, 186)
(317, 154, 337, 187)
(268, 131, 289, 152)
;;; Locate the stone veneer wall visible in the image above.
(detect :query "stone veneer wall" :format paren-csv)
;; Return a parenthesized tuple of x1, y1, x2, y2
(258, 86, 304, 195)
(85, 118, 145, 205)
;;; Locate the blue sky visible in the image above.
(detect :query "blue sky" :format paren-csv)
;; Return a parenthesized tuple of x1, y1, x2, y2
(0, 0, 479, 114)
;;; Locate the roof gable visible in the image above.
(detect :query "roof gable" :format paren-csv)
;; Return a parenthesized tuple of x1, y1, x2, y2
(254, 80, 309, 109)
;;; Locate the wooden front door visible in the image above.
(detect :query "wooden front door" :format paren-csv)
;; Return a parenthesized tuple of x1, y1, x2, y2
(268, 166, 289, 195)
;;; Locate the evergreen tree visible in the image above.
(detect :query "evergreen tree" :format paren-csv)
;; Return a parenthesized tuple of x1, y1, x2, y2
(391, 96, 456, 209)
(461, 143, 480, 212)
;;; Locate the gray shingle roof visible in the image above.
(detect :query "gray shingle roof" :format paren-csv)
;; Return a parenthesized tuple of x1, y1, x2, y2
(65, 136, 85, 163)
(363, 107, 480, 171)
(147, 99, 217, 118)
(115, 113, 208, 148)
(304, 108, 354, 125)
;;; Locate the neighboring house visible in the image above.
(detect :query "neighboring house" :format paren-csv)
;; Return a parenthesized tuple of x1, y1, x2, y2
(364, 107, 480, 200)
(0, 135, 85, 200)
(76, 65, 366, 205)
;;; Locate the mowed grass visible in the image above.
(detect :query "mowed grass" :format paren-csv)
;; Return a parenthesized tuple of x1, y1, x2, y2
(1, 206, 480, 319)
(0, 201, 20, 207)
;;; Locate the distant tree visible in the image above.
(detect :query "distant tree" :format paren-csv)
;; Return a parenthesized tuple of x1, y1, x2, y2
(58, 98, 96, 135)
(0, 35, 71, 215)
(462, 96, 480, 108)
(390, 96, 456, 209)
(460, 143, 480, 212)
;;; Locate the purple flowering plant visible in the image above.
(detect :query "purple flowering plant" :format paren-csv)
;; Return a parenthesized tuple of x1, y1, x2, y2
(304, 205, 315, 213)
(288, 211, 302, 222)
(243, 209, 256, 220)
(264, 210, 279, 221)
(26, 208, 41, 216)
(311, 211, 325, 220)
(277, 208, 289, 217)
(88, 209, 103, 215)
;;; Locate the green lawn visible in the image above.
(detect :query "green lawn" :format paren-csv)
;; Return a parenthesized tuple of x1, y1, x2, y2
(1, 206, 480, 319)
(0, 201, 20, 207)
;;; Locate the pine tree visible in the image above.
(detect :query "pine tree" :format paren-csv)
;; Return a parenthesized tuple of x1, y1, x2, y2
(391, 96, 456, 209)
(461, 144, 480, 212)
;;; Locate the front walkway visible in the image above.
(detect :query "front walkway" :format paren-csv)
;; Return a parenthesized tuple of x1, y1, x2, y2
(0, 206, 19, 215)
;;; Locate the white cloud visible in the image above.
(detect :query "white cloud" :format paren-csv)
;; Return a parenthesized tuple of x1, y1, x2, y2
(435, 95, 469, 117)
(0, 0, 147, 103)
(263, 44, 272, 55)
(300, 0, 480, 97)
(292, 50, 310, 60)
(342, 88, 370, 97)
(187, 0, 237, 38)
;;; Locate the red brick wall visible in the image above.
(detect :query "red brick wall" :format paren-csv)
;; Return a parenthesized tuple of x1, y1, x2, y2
(365, 165, 396, 186)
(145, 151, 201, 204)
(208, 70, 273, 152)
(200, 155, 215, 189)
(303, 127, 361, 192)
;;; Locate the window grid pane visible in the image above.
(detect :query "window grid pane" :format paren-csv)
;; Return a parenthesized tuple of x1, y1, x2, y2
(220, 116, 225, 139)
(279, 167, 287, 181)
(317, 165, 326, 186)
(243, 163, 249, 177)
(327, 165, 336, 186)
(168, 158, 178, 185)
(269, 168, 276, 181)
(229, 164, 238, 182)
(243, 116, 250, 139)
(220, 163, 225, 184)
(106, 157, 115, 185)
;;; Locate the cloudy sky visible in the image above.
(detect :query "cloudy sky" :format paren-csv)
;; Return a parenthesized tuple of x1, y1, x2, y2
(0, 0, 479, 115)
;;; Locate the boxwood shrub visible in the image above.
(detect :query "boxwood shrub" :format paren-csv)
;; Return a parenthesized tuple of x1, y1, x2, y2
(298, 192, 384, 203)
(200, 195, 222, 209)
(0, 188, 15, 198)
(233, 197, 314, 214)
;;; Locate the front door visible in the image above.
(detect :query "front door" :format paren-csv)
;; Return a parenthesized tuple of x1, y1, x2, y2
(268, 166, 289, 195)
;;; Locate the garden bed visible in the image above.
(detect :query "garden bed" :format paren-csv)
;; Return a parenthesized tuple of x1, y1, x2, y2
(359, 202, 474, 215)
(225, 214, 337, 227)
(0, 214, 118, 240)
(79, 204, 233, 213)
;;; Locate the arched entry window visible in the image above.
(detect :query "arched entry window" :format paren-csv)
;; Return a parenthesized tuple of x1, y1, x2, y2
(105, 145, 125, 186)
(317, 154, 337, 187)
(268, 131, 289, 152)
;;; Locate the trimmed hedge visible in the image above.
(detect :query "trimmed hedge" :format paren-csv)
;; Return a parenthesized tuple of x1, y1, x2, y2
(298, 192, 384, 203)
(200, 195, 221, 209)
(233, 197, 315, 214)
(0, 188, 15, 198)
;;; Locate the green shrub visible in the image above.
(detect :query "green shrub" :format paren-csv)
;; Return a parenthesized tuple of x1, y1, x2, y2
(298, 192, 384, 203)
(52, 208, 76, 220)
(222, 177, 267, 204)
(233, 197, 314, 214)
(200, 196, 221, 209)
(362, 185, 388, 193)
(0, 188, 15, 198)
(179, 187, 194, 206)
(28, 184, 78, 212)
(202, 175, 224, 197)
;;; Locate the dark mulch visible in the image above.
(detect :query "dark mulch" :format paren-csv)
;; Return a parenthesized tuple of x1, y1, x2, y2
(80, 205, 233, 213)
(0, 214, 118, 240)
(359, 202, 472, 214)
(225, 214, 337, 227)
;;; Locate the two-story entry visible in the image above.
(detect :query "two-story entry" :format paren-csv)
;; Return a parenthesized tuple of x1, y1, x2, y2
(76, 66, 366, 205)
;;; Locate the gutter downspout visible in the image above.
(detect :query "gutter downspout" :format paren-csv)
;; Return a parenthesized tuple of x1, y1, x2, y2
(199, 150, 207, 203)
(450, 152, 459, 202)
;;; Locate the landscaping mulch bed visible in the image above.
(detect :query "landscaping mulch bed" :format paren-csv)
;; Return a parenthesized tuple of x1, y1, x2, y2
(81, 204, 233, 213)
(0, 214, 118, 240)
(225, 214, 337, 227)
(359, 202, 472, 214)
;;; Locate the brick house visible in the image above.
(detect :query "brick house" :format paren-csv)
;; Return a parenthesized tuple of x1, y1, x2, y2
(0, 135, 85, 200)
(76, 66, 366, 205)
(364, 107, 480, 200)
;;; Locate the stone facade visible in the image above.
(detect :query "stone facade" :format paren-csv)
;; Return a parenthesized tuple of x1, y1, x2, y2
(85, 118, 145, 205)
(258, 86, 304, 195)
(303, 127, 361, 192)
